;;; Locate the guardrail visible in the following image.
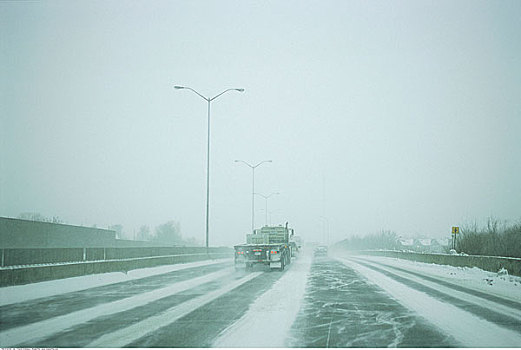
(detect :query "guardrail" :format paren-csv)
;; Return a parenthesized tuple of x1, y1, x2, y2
(0, 247, 231, 267)
(351, 250, 521, 277)
(0, 248, 233, 287)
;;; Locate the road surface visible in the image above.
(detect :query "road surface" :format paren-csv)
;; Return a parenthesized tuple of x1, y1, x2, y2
(1, 251, 520, 347)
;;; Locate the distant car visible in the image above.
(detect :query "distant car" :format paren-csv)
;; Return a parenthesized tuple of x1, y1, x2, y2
(314, 245, 328, 256)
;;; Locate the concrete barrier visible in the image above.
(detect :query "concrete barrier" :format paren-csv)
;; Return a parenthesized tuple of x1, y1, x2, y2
(0, 246, 231, 267)
(351, 250, 521, 277)
(0, 251, 233, 287)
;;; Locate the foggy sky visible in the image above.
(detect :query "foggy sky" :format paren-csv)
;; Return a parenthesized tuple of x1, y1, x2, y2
(1, 0, 520, 247)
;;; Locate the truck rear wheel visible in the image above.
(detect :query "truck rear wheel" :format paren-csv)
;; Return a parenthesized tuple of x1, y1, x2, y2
(280, 256, 285, 271)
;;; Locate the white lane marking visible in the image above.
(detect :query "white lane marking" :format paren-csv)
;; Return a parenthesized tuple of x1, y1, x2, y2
(87, 271, 263, 348)
(0, 267, 233, 347)
(0, 258, 231, 306)
(213, 253, 313, 347)
(353, 257, 521, 322)
(339, 257, 521, 348)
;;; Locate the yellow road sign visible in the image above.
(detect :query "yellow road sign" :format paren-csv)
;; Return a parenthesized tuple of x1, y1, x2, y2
(452, 226, 459, 234)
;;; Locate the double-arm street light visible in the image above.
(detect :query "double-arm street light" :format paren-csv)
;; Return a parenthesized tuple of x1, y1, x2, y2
(234, 160, 272, 233)
(255, 192, 280, 226)
(174, 85, 244, 250)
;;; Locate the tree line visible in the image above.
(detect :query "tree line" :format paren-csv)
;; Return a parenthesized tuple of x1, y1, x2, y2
(133, 221, 200, 246)
(335, 218, 521, 259)
(335, 230, 401, 251)
(457, 218, 521, 258)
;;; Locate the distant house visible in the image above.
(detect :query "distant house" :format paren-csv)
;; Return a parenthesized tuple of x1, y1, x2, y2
(417, 238, 448, 253)
(398, 237, 448, 253)
(418, 238, 432, 247)
(434, 238, 450, 253)
(410, 238, 422, 251)
(398, 238, 415, 251)
(436, 238, 450, 247)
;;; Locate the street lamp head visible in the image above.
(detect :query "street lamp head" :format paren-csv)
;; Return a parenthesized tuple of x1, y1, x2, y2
(174, 85, 185, 89)
(235, 88, 245, 92)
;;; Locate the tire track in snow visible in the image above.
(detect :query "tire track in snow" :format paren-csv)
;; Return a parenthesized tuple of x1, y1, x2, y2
(287, 257, 454, 348)
(353, 256, 521, 323)
(212, 253, 312, 347)
(0, 267, 233, 347)
(339, 257, 521, 348)
(1, 261, 232, 331)
(0, 258, 231, 307)
(86, 271, 263, 348)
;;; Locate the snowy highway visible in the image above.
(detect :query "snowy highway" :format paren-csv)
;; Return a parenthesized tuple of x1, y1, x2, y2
(1, 251, 521, 347)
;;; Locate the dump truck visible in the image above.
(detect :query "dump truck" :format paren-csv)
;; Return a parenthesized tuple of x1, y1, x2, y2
(234, 223, 294, 271)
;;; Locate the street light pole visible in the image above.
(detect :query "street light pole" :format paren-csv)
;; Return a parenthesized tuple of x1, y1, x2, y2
(255, 192, 280, 226)
(319, 216, 330, 245)
(234, 160, 272, 233)
(174, 85, 244, 251)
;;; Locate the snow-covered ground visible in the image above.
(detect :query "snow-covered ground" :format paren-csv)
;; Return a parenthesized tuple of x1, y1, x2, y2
(213, 252, 313, 347)
(0, 258, 231, 306)
(355, 254, 521, 303)
(338, 255, 521, 348)
(2, 252, 520, 348)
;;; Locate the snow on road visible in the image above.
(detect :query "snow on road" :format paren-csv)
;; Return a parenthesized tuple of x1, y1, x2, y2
(213, 252, 312, 347)
(87, 271, 263, 348)
(358, 255, 521, 303)
(0, 267, 235, 347)
(0, 258, 231, 306)
(353, 256, 521, 322)
(339, 257, 521, 348)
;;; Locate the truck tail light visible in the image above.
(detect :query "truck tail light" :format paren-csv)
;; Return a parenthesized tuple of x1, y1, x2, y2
(270, 250, 278, 254)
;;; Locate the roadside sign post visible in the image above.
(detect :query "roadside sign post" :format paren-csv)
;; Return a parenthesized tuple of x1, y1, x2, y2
(451, 226, 459, 250)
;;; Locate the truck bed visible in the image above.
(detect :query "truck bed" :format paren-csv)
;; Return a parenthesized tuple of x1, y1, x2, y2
(234, 243, 291, 270)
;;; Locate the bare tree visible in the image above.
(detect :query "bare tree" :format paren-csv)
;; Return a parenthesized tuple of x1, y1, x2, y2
(18, 212, 62, 223)
(137, 225, 152, 241)
(153, 221, 182, 245)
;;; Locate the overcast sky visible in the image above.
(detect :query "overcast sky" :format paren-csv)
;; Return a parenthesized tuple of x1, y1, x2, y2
(1, 0, 520, 246)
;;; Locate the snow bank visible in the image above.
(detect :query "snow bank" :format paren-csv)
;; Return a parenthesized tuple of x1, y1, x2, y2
(339, 257, 521, 348)
(358, 255, 521, 303)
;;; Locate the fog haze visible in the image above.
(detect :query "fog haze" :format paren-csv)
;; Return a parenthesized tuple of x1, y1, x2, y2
(2, 0, 520, 246)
